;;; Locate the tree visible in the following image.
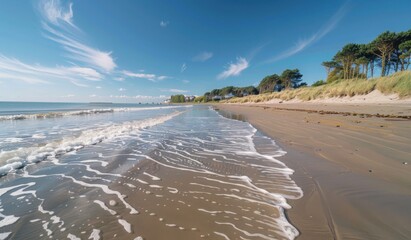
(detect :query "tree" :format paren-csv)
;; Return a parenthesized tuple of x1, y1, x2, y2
(334, 43, 361, 79)
(170, 94, 185, 103)
(204, 92, 211, 102)
(399, 40, 411, 71)
(321, 61, 339, 78)
(258, 74, 281, 93)
(372, 31, 396, 76)
(280, 69, 303, 88)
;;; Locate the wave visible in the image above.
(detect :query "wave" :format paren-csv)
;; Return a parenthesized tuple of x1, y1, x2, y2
(0, 111, 183, 176)
(0, 105, 192, 121)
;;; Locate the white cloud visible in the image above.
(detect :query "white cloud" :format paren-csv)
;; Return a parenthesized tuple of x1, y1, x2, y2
(61, 94, 75, 98)
(217, 57, 249, 79)
(40, 0, 74, 26)
(71, 80, 88, 87)
(122, 70, 168, 82)
(182, 80, 190, 83)
(96, 86, 102, 89)
(66, 66, 102, 81)
(160, 20, 169, 27)
(0, 55, 102, 85)
(114, 77, 124, 81)
(110, 95, 168, 100)
(193, 51, 213, 62)
(161, 89, 188, 93)
(39, 0, 116, 72)
(181, 63, 187, 73)
(89, 94, 97, 97)
(118, 88, 126, 91)
(157, 76, 169, 81)
(267, 2, 349, 62)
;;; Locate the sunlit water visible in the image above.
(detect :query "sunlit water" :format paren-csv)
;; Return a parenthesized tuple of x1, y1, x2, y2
(0, 103, 302, 240)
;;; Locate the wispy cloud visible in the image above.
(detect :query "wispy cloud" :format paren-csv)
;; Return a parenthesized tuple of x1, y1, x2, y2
(0, 55, 103, 85)
(61, 94, 75, 98)
(118, 88, 126, 91)
(157, 76, 169, 81)
(193, 51, 213, 62)
(267, 2, 349, 62)
(161, 89, 188, 93)
(182, 79, 190, 84)
(217, 57, 249, 79)
(160, 20, 169, 27)
(181, 63, 187, 73)
(39, 0, 116, 72)
(110, 95, 167, 100)
(122, 70, 168, 82)
(96, 86, 102, 89)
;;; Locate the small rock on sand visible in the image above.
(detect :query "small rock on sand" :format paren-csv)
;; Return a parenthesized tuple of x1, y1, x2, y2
(109, 200, 117, 206)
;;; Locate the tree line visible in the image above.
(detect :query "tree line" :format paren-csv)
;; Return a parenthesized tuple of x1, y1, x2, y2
(202, 68, 306, 101)
(323, 29, 411, 82)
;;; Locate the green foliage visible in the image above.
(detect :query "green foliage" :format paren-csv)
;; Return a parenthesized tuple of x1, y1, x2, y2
(224, 71, 411, 103)
(194, 96, 205, 103)
(280, 69, 303, 88)
(258, 74, 281, 93)
(170, 94, 185, 103)
(203, 86, 258, 102)
(312, 80, 326, 87)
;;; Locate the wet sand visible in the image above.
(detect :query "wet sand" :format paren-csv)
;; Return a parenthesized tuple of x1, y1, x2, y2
(216, 103, 411, 240)
(0, 106, 303, 239)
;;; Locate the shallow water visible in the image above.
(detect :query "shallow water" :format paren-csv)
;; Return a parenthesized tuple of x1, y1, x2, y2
(0, 104, 302, 239)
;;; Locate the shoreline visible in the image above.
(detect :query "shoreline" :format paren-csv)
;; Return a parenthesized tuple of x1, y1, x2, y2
(216, 103, 411, 239)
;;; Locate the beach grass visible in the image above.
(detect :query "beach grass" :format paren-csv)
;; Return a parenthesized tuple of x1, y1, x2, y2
(222, 71, 411, 103)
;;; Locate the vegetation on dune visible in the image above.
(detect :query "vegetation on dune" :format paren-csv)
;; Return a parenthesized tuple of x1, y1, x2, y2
(200, 29, 411, 104)
(223, 71, 411, 103)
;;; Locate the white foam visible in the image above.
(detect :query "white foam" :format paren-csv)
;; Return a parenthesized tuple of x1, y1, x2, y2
(0, 232, 11, 240)
(167, 187, 178, 194)
(0, 111, 182, 176)
(118, 219, 132, 233)
(0, 215, 19, 228)
(0, 105, 192, 121)
(93, 200, 117, 215)
(214, 232, 230, 240)
(32, 134, 46, 139)
(143, 172, 161, 181)
(67, 233, 81, 240)
(88, 229, 101, 240)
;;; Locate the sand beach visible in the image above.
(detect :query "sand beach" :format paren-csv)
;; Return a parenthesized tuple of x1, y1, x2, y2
(217, 102, 411, 240)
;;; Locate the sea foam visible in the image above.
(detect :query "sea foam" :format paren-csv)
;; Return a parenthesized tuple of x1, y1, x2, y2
(0, 111, 182, 176)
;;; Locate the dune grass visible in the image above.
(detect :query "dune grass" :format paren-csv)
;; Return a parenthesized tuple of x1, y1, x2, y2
(223, 71, 411, 103)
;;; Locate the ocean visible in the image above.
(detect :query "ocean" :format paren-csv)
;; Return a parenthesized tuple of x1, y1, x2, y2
(0, 102, 302, 239)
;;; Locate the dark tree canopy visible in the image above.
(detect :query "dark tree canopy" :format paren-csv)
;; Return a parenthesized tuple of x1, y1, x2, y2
(280, 69, 303, 88)
(258, 74, 281, 93)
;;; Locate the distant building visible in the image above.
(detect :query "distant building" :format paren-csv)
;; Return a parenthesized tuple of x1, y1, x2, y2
(164, 99, 171, 104)
(212, 95, 222, 101)
(224, 93, 235, 99)
(184, 95, 196, 102)
(242, 91, 249, 96)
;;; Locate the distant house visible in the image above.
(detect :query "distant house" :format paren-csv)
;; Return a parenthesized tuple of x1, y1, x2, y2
(184, 95, 196, 102)
(212, 95, 222, 101)
(164, 99, 171, 104)
(242, 91, 249, 97)
(224, 93, 235, 99)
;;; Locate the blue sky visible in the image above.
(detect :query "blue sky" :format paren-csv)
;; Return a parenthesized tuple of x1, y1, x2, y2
(0, 0, 410, 103)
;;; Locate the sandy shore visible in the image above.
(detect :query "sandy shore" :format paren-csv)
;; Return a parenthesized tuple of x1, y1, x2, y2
(216, 103, 411, 240)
